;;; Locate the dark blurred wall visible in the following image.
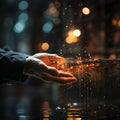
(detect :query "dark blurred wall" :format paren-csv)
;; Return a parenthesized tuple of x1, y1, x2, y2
(0, 0, 120, 58)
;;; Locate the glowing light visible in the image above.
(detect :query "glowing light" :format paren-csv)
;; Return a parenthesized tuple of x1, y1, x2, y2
(118, 20, 120, 27)
(14, 21, 25, 33)
(18, 12, 29, 22)
(65, 36, 78, 44)
(18, 115, 28, 120)
(56, 106, 61, 110)
(73, 29, 81, 37)
(73, 102, 78, 106)
(109, 54, 116, 59)
(49, 3, 58, 15)
(42, 22, 54, 33)
(112, 19, 117, 26)
(46, 3, 59, 17)
(18, 1, 29, 10)
(67, 117, 82, 120)
(68, 30, 74, 36)
(65, 36, 73, 44)
(41, 42, 49, 51)
(66, 29, 80, 44)
(82, 7, 90, 15)
(112, 16, 120, 27)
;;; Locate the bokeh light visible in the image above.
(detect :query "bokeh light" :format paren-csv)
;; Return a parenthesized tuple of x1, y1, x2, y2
(18, 12, 29, 22)
(18, 1, 29, 10)
(65, 36, 73, 44)
(42, 22, 54, 33)
(46, 3, 59, 16)
(112, 17, 120, 27)
(41, 42, 49, 51)
(14, 21, 25, 33)
(109, 54, 117, 59)
(65, 29, 81, 44)
(82, 7, 90, 15)
(65, 36, 78, 44)
(73, 29, 81, 37)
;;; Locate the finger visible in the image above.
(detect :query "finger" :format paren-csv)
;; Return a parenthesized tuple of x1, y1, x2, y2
(36, 63, 59, 76)
(34, 59, 59, 76)
(47, 66, 59, 76)
(54, 55, 66, 63)
(58, 71, 74, 77)
(46, 54, 65, 62)
(40, 72, 77, 84)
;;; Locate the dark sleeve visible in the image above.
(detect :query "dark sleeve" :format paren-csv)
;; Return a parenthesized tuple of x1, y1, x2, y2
(0, 48, 29, 83)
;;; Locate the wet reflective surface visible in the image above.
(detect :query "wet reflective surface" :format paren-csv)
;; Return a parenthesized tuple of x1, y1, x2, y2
(0, 59, 120, 120)
(0, 81, 120, 120)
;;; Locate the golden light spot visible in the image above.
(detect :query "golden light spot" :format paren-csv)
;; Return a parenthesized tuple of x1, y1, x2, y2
(67, 118, 82, 120)
(73, 29, 81, 37)
(72, 37, 78, 43)
(66, 29, 80, 44)
(82, 7, 90, 15)
(41, 42, 49, 51)
(68, 30, 74, 36)
(65, 36, 78, 44)
(65, 36, 73, 44)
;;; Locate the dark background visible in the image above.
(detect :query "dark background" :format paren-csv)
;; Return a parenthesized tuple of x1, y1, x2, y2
(0, 0, 120, 59)
(0, 0, 120, 119)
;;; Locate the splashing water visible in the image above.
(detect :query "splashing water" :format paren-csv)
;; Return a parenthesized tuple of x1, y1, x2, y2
(55, 56, 120, 119)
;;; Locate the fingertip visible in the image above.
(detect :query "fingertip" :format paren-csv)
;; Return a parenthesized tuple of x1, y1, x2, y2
(58, 71, 74, 77)
(62, 76, 77, 84)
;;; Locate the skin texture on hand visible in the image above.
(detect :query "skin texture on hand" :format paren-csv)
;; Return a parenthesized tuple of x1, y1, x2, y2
(23, 53, 77, 84)
(32, 53, 65, 68)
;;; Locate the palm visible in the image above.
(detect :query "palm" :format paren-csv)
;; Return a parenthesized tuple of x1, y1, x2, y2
(33, 53, 65, 69)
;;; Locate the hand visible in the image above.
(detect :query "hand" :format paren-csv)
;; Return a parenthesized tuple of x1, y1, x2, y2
(23, 53, 77, 84)
(31, 53, 65, 69)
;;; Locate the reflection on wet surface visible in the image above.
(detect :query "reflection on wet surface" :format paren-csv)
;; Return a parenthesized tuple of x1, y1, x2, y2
(0, 59, 120, 120)
(0, 82, 120, 120)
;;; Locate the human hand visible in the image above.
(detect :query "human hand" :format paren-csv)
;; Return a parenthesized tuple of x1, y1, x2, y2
(23, 53, 77, 84)
(31, 53, 65, 69)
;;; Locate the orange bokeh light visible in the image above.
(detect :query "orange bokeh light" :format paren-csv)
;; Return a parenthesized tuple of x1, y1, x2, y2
(82, 7, 90, 15)
(41, 42, 49, 51)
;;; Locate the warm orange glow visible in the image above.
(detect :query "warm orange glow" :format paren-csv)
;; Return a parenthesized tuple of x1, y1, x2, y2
(82, 7, 90, 15)
(112, 18, 120, 27)
(65, 36, 73, 44)
(109, 54, 116, 59)
(93, 56, 101, 60)
(118, 20, 120, 27)
(112, 19, 117, 26)
(47, 3, 59, 16)
(73, 29, 81, 37)
(66, 29, 80, 44)
(43, 118, 49, 120)
(68, 30, 74, 36)
(65, 36, 78, 44)
(41, 42, 49, 51)
(67, 117, 82, 120)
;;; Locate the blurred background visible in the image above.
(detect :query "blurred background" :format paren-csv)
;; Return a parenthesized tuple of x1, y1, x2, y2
(0, 0, 120, 59)
(0, 0, 120, 119)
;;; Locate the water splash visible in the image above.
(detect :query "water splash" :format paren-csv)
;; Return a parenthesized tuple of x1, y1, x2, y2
(55, 56, 120, 118)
